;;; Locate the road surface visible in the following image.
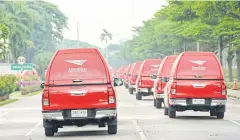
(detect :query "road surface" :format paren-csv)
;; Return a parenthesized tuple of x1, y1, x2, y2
(1, 87, 240, 140)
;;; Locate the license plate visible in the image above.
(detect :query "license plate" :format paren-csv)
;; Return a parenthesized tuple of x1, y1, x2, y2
(71, 110, 87, 117)
(192, 99, 205, 104)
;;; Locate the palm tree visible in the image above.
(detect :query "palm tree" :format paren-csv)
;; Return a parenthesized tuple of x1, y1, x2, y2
(2, 1, 34, 62)
(99, 29, 112, 63)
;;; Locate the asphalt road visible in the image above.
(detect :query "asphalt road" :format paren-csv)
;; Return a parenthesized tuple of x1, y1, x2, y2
(1, 86, 240, 140)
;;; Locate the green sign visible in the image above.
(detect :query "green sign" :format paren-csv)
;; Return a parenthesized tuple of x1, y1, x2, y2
(11, 64, 21, 70)
(22, 63, 33, 70)
(11, 63, 33, 71)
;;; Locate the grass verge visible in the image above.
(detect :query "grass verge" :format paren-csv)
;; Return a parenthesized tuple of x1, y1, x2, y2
(0, 99, 19, 107)
(10, 90, 42, 97)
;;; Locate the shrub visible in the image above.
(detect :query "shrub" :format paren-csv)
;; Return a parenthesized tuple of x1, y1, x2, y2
(226, 81, 240, 89)
(20, 84, 42, 95)
(0, 75, 17, 101)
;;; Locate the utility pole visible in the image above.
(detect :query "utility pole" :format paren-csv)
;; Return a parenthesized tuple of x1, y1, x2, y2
(77, 21, 79, 48)
(196, 41, 200, 51)
(106, 42, 108, 64)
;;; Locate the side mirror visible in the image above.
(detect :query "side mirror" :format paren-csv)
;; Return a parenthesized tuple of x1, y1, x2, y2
(151, 74, 157, 79)
(40, 83, 45, 89)
(113, 78, 123, 86)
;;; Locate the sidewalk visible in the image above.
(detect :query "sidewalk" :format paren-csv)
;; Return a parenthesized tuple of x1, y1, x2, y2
(228, 89, 240, 99)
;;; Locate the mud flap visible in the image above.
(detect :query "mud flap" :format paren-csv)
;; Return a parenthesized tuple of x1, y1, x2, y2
(216, 105, 225, 112)
(43, 120, 53, 128)
(107, 117, 117, 125)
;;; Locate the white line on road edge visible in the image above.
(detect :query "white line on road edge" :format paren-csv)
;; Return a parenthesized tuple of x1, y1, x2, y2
(25, 120, 42, 136)
(228, 120, 240, 126)
(132, 120, 150, 140)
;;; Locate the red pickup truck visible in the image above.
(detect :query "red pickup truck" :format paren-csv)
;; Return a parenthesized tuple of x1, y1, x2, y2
(164, 52, 227, 119)
(153, 55, 177, 108)
(41, 48, 123, 136)
(135, 59, 162, 100)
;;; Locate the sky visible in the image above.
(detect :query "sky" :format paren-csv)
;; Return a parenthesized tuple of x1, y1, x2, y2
(45, 0, 167, 47)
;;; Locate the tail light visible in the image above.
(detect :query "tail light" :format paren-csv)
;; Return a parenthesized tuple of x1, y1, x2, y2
(138, 78, 142, 86)
(170, 82, 177, 94)
(108, 84, 116, 104)
(157, 78, 162, 90)
(221, 83, 227, 95)
(42, 88, 50, 106)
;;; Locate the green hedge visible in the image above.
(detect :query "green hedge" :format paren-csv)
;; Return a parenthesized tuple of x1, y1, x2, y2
(0, 75, 17, 101)
(20, 84, 42, 95)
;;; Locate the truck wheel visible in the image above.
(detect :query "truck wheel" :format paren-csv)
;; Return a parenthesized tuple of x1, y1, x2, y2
(136, 92, 142, 100)
(168, 110, 176, 118)
(129, 88, 134, 94)
(156, 99, 162, 109)
(153, 99, 156, 107)
(108, 124, 117, 134)
(216, 112, 224, 119)
(124, 83, 127, 88)
(164, 108, 168, 115)
(45, 127, 54, 137)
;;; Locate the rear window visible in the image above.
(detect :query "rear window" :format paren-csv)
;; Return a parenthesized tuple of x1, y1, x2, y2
(141, 60, 161, 76)
(176, 55, 221, 79)
(49, 52, 107, 80)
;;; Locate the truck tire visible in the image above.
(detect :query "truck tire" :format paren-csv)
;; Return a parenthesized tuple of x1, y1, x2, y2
(168, 110, 176, 118)
(124, 83, 127, 88)
(156, 99, 162, 109)
(164, 107, 168, 115)
(108, 124, 117, 134)
(136, 92, 142, 100)
(216, 112, 224, 119)
(129, 88, 134, 94)
(45, 127, 54, 137)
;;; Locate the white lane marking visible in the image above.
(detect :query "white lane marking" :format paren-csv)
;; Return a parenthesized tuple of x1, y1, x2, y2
(0, 112, 9, 118)
(132, 120, 150, 140)
(0, 119, 41, 124)
(0, 107, 41, 111)
(228, 120, 240, 126)
(25, 120, 42, 136)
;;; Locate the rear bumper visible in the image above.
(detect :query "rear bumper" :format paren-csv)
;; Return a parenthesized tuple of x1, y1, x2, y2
(155, 93, 164, 99)
(137, 87, 153, 93)
(42, 108, 117, 121)
(129, 84, 137, 89)
(169, 98, 227, 106)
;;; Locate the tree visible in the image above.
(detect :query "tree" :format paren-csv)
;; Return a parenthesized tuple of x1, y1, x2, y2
(99, 29, 112, 63)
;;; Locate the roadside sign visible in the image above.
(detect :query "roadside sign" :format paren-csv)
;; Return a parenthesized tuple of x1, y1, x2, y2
(11, 64, 21, 70)
(22, 63, 33, 70)
(17, 56, 26, 65)
(11, 63, 33, 71)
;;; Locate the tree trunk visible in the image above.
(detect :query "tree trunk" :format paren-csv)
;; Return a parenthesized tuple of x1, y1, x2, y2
(227, 52, 234, 82)
(218, 36, 223, 66)
(236, 50, 240, 81)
